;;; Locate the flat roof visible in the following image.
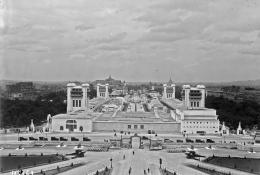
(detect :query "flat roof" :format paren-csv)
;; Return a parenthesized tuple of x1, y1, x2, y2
(95, 111, 175, 122)
(53, 110, 100, 119)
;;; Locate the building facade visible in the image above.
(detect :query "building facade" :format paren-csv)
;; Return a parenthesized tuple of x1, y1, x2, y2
(51, 82, 220, 135)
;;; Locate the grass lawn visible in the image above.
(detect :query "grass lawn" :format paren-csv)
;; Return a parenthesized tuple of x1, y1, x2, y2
(205, 156, 260, 174)
(0, 154, 67, 172)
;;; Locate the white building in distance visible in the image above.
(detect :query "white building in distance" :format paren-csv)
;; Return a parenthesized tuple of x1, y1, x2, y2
(162, 84, 219, 134)
(51, 81, 220, 135)
(97, 83, 109, 98)
(163, 84, 175, 99)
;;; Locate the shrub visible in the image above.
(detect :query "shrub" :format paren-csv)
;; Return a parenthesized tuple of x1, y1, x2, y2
(41, 153, 43, 156)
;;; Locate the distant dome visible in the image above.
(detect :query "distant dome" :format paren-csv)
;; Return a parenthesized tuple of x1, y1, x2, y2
(67, 83, 76, 87)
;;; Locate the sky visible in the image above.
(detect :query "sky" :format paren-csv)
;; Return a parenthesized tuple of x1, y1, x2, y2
(1, 0, 260, 82)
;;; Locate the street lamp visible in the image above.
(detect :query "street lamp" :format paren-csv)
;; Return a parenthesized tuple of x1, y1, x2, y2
(17, 129, 20, 141)
(110, 158, 113, 168)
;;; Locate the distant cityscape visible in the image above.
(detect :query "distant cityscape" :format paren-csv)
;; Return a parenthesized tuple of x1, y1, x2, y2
(1, 76, 260, 104)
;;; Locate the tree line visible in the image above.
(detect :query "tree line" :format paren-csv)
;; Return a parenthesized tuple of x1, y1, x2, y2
(1, 89, 260, 130)
(206, 95, 260, 130)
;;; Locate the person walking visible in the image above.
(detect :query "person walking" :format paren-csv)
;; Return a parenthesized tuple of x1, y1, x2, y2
(144, 170, 146, 174)
(123, 154, 125, 160)
(129, 167, 132, 175)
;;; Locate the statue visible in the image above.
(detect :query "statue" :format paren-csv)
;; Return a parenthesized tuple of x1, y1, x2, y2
(30, 119, 35, 132)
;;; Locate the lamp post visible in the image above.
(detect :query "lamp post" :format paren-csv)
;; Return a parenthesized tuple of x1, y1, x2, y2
(110, 158, 113, 168)
(17, 129, 20, 141)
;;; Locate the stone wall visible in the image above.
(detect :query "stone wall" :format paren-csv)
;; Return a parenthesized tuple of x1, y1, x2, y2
(92, 121, 181, 133)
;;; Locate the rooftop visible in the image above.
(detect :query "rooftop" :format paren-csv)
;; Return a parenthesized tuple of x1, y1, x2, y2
(95, 111, 175, 123)
(53, 110, 100, 119)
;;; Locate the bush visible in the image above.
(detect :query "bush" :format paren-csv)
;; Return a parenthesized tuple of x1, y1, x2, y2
(8, 153, 11, 157)
(41, 153, 43, 156)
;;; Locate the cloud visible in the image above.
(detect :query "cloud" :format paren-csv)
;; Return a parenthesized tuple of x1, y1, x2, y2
(240, 49, 260, 56)
(2, 0, 260, 81)
(87, 32, 128, 45)
(140, 32, 187, 43)
(212, 36, 254, 45)
(69, 53, 86, 60)
(97, 44, 128, 51)
(75, 24, 95, 31)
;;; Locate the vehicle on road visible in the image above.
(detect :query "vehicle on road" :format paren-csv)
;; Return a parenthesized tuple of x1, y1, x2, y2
(71, 137, 79, 141)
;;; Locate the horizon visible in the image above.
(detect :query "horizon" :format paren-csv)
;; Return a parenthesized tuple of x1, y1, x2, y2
(1, 77, 260, 84)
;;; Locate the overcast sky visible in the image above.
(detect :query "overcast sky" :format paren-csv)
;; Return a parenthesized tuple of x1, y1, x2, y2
(1, 0, 260, 82)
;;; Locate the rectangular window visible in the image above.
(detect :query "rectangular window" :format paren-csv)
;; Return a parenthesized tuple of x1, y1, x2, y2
(190, 102, 193, 107)
(197, 101, 199, 107)
(73, 100, 75, 107)
(79, 100, 81, 107)
(128, 125, 131, 129)
(140, 125, 144, 129)
(134, 125, 138, 129)
(76, 100, 78, 107)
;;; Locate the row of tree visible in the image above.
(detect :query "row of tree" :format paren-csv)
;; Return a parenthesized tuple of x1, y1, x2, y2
(206, 96, 260, 130)
(1, 89, 260, 130)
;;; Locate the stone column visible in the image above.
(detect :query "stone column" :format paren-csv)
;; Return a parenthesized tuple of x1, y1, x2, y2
(82, 83, 89, 110)
(97, 84, 100, 98)
(197, 85, 206, 108)
(171, 84, 176, 99)
(105, 84, 109, 98)
(183, 85, 190, 108)
(163, 84, 167, 99)
(67, 83, 76, 112)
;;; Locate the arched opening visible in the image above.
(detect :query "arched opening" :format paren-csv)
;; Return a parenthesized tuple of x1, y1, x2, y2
(60, 126, 64, 131)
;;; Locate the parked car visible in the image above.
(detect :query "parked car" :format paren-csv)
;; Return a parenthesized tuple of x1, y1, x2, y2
(19, 137, 28, 141)
(195, 139, 205, 143)
(177, 139, 183, 143)
(29, 137, 38, 141)
(60, 137, 68, 141)
(186, 138, 194, 143)
(71, 137, 79, 141)
(142, 136, 149, 140)
(164, 138, 174, 143)
(206, 139, 215, 143)
(39, 137, 48, 141)
(51, 137, 59, 141)
(83, 137, 91, 141)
